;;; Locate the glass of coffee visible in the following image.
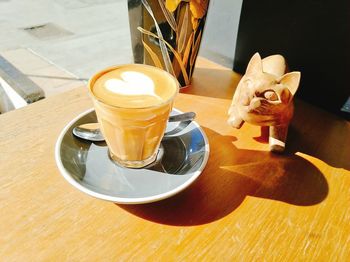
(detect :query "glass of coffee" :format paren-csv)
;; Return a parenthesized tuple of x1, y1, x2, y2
(88, 64, 179, 168)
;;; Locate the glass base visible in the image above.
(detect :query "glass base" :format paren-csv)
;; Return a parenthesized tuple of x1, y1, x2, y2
(109, 151, 158, 169)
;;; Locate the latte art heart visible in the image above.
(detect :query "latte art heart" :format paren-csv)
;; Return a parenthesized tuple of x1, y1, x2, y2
(105, 71, 160, 99)
(91, 64, 178, 108)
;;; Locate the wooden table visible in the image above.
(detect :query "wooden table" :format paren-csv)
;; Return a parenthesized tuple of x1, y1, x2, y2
(1, 57, 349, 261)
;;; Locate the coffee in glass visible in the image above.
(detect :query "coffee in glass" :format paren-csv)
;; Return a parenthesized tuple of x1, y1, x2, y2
(88, 64, 179, 168)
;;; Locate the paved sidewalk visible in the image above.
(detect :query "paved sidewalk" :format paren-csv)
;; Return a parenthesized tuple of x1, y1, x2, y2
(0, 0, 132, 80)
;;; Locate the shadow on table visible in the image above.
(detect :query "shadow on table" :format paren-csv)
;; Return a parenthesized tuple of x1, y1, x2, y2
(288, 99, 350, 170)
(118, 69, 349, 226)
(118, 127, 329, 226)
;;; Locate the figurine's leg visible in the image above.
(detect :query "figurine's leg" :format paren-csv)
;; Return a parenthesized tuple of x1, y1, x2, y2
(227, 106, 244, 129)
(269, 125, 289, 152)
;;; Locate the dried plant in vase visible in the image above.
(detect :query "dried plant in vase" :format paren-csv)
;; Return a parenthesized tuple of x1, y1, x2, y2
(228, 53, 301, 152)
(128, 0, 209, 87)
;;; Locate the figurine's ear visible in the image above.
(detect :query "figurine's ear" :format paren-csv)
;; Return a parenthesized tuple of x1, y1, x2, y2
(279, 72, 301, 95)
(245, 53, 263, 75)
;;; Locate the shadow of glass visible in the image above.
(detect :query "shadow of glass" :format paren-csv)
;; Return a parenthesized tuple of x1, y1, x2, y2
(118, 127, 328, 226)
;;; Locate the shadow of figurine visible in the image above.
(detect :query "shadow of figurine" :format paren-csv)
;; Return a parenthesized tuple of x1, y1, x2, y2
(118, 127, 328, 226)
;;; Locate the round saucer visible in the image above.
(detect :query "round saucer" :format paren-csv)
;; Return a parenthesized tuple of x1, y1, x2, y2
(55, 108, 209, 204)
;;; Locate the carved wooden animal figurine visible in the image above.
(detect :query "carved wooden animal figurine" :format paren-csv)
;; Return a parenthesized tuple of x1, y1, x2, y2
(228, 53, 301, 152)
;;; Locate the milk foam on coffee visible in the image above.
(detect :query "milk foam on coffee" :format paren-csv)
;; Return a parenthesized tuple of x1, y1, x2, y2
(92, 64, 178, 108)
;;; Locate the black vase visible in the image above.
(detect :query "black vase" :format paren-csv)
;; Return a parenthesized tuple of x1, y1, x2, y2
(128, 0, 210, 87)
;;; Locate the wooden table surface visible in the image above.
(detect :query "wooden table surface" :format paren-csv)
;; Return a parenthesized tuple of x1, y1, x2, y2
(1, 57, 349, 261)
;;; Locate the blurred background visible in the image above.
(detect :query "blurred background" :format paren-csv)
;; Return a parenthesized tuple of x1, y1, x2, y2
(1, 0, 348, 117)
(0, 0, 241, 99)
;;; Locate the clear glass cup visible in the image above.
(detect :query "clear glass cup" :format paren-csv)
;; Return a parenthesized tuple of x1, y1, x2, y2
(88, 64, 179, 168)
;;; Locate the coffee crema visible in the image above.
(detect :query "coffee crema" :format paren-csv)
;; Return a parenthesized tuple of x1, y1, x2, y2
(91, 64, 178, 108)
